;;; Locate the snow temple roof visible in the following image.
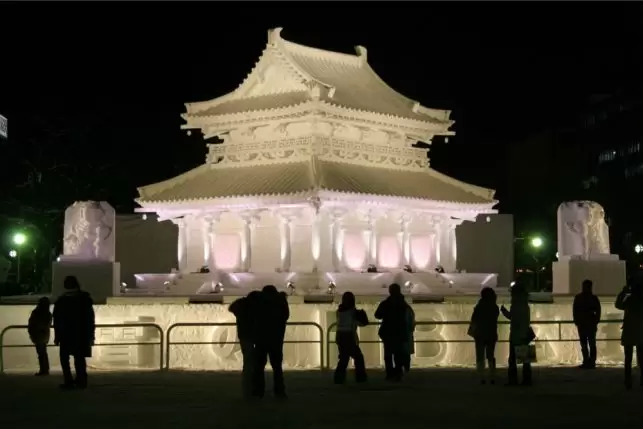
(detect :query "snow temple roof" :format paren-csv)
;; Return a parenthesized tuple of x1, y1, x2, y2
(136, 157, 495, 206)
(182, 28, 454, 137)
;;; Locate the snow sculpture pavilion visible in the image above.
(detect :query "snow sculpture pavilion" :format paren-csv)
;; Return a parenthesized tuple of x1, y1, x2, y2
(135, 28, 498, 295)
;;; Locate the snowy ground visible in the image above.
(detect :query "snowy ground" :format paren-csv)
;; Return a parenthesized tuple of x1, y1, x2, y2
(0, 367, 641, 429)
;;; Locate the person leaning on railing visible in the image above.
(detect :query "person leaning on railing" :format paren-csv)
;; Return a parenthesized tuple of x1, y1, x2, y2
(28, 297, 52, 376)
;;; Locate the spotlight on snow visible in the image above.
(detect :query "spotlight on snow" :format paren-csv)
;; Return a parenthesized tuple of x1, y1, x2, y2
(286, 282, 295, 295)
(327, 281, 336, 295)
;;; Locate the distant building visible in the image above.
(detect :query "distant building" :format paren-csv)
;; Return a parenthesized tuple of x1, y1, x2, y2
(508, 88, 643, 274)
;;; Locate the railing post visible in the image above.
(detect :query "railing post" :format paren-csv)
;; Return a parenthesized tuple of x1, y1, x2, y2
(165, 325, 173, 371)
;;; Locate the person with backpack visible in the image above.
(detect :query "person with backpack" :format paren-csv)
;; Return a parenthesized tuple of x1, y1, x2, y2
(334, 292, 369, 384)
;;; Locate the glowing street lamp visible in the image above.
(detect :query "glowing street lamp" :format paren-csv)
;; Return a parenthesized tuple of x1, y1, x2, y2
(635, 244, 643, 254)
(12, 232, 26, 246)
(530, 237, 543, 249)
(8, 250, 17, 258)
(11, 232, 27, 285)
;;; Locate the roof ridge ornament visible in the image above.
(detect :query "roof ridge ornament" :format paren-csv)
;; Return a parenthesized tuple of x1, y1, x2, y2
(268, 27, 283, 46)
(354, 45, 367, 63)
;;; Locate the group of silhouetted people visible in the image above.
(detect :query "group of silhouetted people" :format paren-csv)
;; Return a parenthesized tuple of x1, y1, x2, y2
(28, 275, 95, 389)
(468, 282, 534, 385)
(466, 275, 643, 389)
(26, 273, 643, 392)
(228, 285, 290, 399)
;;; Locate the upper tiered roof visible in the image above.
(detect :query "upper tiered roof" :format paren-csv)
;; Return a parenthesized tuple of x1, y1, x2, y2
(182, 28, 454, 138)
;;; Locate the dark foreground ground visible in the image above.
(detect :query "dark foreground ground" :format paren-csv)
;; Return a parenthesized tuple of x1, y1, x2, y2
(0, 367, 641, 429)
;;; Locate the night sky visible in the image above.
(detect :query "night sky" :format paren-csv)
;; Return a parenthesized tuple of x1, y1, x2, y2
(1, 3, 641, 216)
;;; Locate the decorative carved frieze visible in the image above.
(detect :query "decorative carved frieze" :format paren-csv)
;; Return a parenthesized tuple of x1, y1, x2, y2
(207, 133, 429, 171)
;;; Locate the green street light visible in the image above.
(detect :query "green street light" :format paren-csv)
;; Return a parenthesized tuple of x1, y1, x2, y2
(530, 237, 543, 249)
(12, 232, 27, 246)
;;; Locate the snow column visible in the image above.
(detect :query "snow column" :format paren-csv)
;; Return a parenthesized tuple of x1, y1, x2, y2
(241, 217, 253, 272)
(280, 216, 293, 272)
(174, 218, 188, 273)
(330, 215, 342, 272)
(205, 216, 218, 271)
(399, 216, 411, 268)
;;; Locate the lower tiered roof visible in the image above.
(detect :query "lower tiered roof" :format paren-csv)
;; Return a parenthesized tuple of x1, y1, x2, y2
(136, 158, 495, 206)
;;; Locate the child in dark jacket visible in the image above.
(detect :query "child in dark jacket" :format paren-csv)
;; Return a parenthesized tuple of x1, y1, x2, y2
(469, 287, 500, 384)
(334, 292, 369, 384)
(29, 297, 52, 376)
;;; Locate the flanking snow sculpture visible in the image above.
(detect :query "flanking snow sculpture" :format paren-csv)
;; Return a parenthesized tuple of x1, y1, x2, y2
(53, 201, 121, 303)
(62, 201, 116, 261)
(552, 201, 625, 295)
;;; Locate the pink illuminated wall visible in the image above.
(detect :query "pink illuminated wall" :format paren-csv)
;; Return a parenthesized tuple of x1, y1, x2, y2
(410, 235, 432, 270)
(342, 232, 366, 271)
(214, 234, 241, 270)
(377, 235, 400, 269)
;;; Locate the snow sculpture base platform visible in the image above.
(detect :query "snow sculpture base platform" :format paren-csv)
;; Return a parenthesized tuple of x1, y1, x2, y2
(127, 270, 498, 297)
(552, 256, 626, 295)
(52, 260, 120, 304)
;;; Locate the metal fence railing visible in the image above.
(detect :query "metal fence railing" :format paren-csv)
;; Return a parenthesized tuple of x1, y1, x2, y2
(0, 323, 164, 374)
(325, 319, 624, 369)
(165, 322, 324, 371)
(0, 319, 625, 373)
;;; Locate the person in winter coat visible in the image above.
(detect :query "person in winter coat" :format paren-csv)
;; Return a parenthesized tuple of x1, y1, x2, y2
(501, 282, 533, 386)
(229, 290, 260, 398)
(53, 276, 95, 389)
(252, 285, 290, 399)
(334, 292, 369, 384)
(573, 279, 601, 369)
(375, 283, 412, 381)
(469, 287, 500, 384)
(615, 277, 643, 389)
(28, 297, 52, 376)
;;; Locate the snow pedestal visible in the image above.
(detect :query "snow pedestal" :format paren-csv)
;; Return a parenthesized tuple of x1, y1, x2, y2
(553, 201, 625, 295)
(552, 255, 626, 295)
(52, 201, 119, 304)
(52, 259, 121, 304)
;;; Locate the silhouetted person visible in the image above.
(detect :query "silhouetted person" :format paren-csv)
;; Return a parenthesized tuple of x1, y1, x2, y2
(229, 290, 260, 398)
(501, 282, 533, 386)
(252, 285, 289, 398)
(470, 287, 500, 384)
(334, 292, 368, 384)
(29, 297, 52, 376)
(402, 305, 416, 373)
(573, 279, 601, 369)
(375, 283, 412, 381)
(615, 277, 643, 389)
(53, 276, 95, 389)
